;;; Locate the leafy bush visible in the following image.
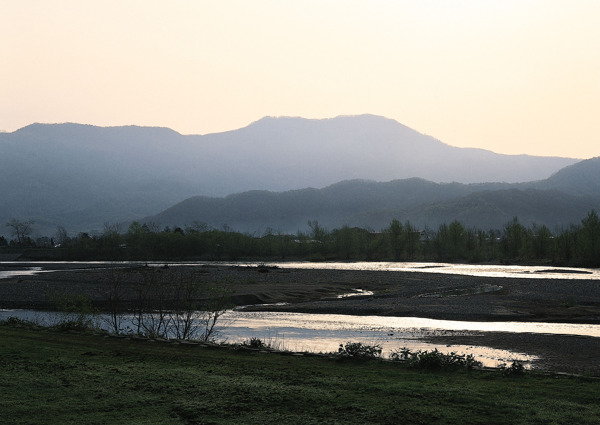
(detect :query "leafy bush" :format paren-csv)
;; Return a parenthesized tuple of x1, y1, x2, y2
(242, 337, 267, 349)
(500, 361, 526, 376)
(307, 253, 326, 262)
(391, 347, 482, 370)
(0, 317, 34, 327)
(47, 292, 98, 331)
(338, 342, 382, 359)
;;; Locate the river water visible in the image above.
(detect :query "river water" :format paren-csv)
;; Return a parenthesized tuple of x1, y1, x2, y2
(2, 260, 599, 280)
(0, 268, 43, 279)
(246, 261, 600, 280)
(0, 308, 543, 367)
(1, 261, 599, 367)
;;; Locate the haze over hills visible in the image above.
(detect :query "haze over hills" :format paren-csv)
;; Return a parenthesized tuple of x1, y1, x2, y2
(535, 157, 600, 197)
(0, 114, 584, 237)
(143, 158, 600, 234)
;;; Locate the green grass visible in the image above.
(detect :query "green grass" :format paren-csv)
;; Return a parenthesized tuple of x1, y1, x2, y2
(1, 324, 599, 424)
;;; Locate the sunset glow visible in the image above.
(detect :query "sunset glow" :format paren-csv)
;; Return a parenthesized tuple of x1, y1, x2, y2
(2, 1, 599, 158)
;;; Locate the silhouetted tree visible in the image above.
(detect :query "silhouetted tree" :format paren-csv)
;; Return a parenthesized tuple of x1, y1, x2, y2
(333, 226, 360, 260)
(530, 224, 553, 259)
(448, 220, 466, 260)
(387, 219, 405, 260)
(578, 210, 600, 267)
(55, 226, 69, 246)
(502, 217, 528, 260)
(308, 220, 328, 243)
(6, 218, 34, 245)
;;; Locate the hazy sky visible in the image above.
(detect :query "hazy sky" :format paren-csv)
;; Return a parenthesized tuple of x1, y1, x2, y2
(2, 1, 599, 158)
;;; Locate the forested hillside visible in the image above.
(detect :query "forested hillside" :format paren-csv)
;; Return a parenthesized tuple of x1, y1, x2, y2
(143, 158, 600, 234)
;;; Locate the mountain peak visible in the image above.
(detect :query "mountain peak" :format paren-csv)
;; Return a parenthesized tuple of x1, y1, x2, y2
(246, 114, 405, 129)
(0, 115, 583, 236)
(12, 122, 182, 138)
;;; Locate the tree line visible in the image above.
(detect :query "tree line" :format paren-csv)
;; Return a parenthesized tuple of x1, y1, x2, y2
(3, 210, 600, 267)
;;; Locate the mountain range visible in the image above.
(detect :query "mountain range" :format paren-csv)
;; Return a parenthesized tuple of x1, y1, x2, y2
(143, 158, 600, 234)
(0, 114, 592, 237)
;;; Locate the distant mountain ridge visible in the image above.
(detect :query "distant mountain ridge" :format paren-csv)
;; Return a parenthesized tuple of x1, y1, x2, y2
(144, 158, 600, 233)
(0, 115, 582, 236)
(536, 157, 600, 196)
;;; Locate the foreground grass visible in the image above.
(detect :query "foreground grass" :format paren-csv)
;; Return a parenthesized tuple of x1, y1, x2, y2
(1, 325, 599, 424)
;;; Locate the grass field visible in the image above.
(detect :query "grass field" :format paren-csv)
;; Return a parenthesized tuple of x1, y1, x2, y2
(1, 323, 599, 424)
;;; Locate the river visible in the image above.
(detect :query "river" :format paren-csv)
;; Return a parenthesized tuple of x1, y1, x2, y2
(1, 261, 599, 368)
(2, 260, 600, 280)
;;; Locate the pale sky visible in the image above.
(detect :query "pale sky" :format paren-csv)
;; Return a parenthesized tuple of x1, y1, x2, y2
(2, 1, 599, 158)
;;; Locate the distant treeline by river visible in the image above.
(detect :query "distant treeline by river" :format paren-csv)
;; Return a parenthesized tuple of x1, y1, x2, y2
(3, 211, 600, 267)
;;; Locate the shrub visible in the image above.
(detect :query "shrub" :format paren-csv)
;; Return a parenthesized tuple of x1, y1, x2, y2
(242, 337, 267, 349)
(47, 292, 98, 332)
(0, 317, 33, 327)
(500, 361, 526, 376)
(338, 342, 382, 359)
(52, 319, 95, 332)
(256, 263, 278, 273)
(307, 253, 326, 262)
(391, 347, 482, 370)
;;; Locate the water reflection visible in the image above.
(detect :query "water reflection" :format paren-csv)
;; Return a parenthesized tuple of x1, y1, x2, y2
(0, 267, 42, 279)
(2, 261, 598, 368)
(9, 308, 600, 368)
(337, 289, 374, 298)
(224, 311, 600, 339)
(219, 310, 540, 367)
(1, 260, 599, 280)
(256, 262, 600, 280)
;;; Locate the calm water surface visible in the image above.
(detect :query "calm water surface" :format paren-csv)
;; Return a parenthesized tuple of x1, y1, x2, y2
(257, 261, 600, 280)
(2, 260, 599, 280)
(4, 308, 600, 368)
(2, 261, 598, 367)
(0, 267, 42, 279)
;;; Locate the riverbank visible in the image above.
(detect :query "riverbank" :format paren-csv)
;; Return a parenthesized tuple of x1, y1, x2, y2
(1, 262, 599, 374)
(1, 324, 599, 424)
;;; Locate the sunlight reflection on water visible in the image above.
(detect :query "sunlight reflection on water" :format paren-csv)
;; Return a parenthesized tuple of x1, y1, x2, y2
(2, 260, 599, 280)
(253, 261, 600, 280)
(217, 311, 548, 367)
(0, 267, 42, 279)
(0, 308, 540, 367)
(2, 261, 598, 368)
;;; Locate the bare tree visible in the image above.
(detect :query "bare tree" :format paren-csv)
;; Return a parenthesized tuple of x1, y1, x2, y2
(106, 266, 231, 341)
(6, 218, 34, 245)
(55, 226, 69, 245)
(170, 270, 231, 341)
(103, 266, 127, 334)
(132, 268, 173, 338)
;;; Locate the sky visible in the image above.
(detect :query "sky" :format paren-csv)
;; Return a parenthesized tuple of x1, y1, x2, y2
(2, 0, 599, 159)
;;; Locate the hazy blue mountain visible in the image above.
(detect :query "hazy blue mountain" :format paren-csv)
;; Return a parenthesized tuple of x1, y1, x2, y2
(143, 158, 600, 234)
(530, 157, 600, 196)
(408, 188, 599, 230)
(0, 115, 581, 237)
(144, 178, 482, 233)
(195, 115, 577, 188)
